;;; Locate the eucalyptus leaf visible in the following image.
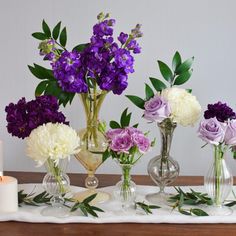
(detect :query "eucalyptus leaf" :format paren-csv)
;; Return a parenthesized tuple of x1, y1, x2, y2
(157, 60, 173, 82)
(52, 21, 61, 40)
(42, 20, 51, 37)
(126, 95, 145, 109)
(174, 69, 193, 85)
(32, 32, 47, 40)
(149, 77, 166, 92)
(59, 27, 67, 47)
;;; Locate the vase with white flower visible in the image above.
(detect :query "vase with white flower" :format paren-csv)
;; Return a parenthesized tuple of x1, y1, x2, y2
(102, 108, 153, 210)
(28, 13, 142, 202)
(198, 101, 236, 216)
(126, 52, 201, 204)
(5, 96, 80, 217)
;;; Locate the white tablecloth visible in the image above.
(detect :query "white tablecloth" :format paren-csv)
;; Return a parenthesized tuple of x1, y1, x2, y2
(0, 184, 236, 224)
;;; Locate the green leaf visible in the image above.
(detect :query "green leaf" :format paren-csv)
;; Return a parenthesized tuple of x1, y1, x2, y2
(172, 51, 182, 71)
(148, 205, 161, 209)
(35, 80, 49, 96)
(110, 120, 121, 129)
(157, 60, 173, 82)
(126, 95, 145, 109)
(120, 108, 131, 128)
(102, 149, 110, 162)
(133, 123, 139, 128)
(233, 151, 236, 159)
(32, 32, 47, 40)
(175, 57, 194, 74)
(225, 201, 236, 207)
(186, 89, 192, 93)
(83, 193, 97, 204)
(174, 69, 193, 85)
(90, 206, 105, 212)
(73, 43, 89, 52)
(149, 77, 167, 92)
(179, 209, 191, 215)
(52, 21, 61, 40)
(28, 64, 54, 80)
(59, 27, 67, 47)
(44, 80, 61, 97)
(190, 208, 208, 216)
(42, 20, 51, 37)
(145, 83, 154, 100)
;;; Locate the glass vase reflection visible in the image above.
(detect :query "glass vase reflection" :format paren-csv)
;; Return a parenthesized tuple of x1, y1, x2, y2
(41, 158, 70, 217)
(204, 145, 233, 216)
(146, 119, 179, 204)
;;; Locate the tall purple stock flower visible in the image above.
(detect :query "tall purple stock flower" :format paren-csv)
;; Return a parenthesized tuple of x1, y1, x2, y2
(5, 95, 68, 139)
(204, 101, 236, 122)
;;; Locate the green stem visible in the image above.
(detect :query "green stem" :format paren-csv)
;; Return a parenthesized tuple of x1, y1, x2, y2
(121, 165, 132, 201)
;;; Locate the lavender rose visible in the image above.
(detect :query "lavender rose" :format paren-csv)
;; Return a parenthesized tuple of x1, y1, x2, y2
(106, 128, 125, 140)
(225, 119, 236, 145)
(198, 117, 226, 145)
(132, 133, 150, 153)
(110, 132, 133, 153)
(143, 95, 171, 122)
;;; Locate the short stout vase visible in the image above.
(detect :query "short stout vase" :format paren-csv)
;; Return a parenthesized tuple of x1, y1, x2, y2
(74, 92, 110, 204)
(113, 162, 136, 211)
(146, 119, 179, 204)
(41, 158, 70, 217)
(204, 145, 233, 216)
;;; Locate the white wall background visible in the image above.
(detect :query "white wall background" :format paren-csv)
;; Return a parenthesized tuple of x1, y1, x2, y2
(1, 0, 236, 176)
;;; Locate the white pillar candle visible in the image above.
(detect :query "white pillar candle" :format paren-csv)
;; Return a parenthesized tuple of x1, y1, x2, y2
(0, 176, 18, 213)
(0, 141, 3, 176)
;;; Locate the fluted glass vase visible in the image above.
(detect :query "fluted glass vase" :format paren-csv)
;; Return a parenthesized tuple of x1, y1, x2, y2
(41, 158, 70, 217)
(204, 145, 233, 216)
(74, 91, 110, 203)
(113, 163, 136, 210)
(146, 119, 179, 204)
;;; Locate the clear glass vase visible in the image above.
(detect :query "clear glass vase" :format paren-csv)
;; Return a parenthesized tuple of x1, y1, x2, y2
(204, 145, 233, 216)
(74, 91, 110, 203)
(41, 158, 70, 217)
(146, 119, 179, 204)
(113, 163, 136, 210)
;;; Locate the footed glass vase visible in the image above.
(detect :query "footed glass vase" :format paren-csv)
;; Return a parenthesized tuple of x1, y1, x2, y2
(74, 92, 110, 203)
(41, 158, 70, 217)
(113, 163, 136, 210)
(146, 119, 179, 204)
(204, 145, 233, 216)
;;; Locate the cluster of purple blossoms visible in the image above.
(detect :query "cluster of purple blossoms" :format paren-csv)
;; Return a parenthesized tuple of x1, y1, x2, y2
(48, 15, 142, 95)
(5, 95, 68, 139)
(106, 127, 150, 154)
(204, 101, 236, 122)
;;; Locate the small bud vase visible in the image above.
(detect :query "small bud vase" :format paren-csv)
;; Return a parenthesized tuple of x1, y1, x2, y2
(146, 119, 179, 204)
(204, 145, 233, 216)
(41, 158, 70, 217)
(113, 163, 136, 210)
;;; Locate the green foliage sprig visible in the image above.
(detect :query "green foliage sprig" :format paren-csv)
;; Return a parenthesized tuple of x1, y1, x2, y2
(135, 201, 160, 214)
(126, 52, 194, 109)
(18, 190, 104, 218)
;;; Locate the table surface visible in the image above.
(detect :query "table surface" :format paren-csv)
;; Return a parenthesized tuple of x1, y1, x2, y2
(1, 172, 236, 236)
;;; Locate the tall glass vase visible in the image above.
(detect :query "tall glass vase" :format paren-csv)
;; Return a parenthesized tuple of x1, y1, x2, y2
(146, 119, 179, 204)
(113, 163, 136, 211)
(204, 145, 233, 216)
(74, 91, 110, 203)
(41, 158, 70, 217)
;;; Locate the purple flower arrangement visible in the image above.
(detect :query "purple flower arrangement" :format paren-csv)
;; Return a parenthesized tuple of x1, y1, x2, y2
(5, 95, 68, 139)
(30, 13, 142, 106)
(102, 108, 152, 165)
(198, 101, 236, 156)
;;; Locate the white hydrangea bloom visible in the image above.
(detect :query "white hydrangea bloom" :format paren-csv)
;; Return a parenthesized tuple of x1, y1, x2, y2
(162, 87, 201, 126)
(26, 123, 80, 166)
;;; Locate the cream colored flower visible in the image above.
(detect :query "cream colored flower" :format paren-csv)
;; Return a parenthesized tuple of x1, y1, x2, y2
(26, 123, 80, 166)
(162, 87, 201, 126)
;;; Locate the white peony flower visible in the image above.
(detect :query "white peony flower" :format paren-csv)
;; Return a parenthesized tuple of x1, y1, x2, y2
(26, 123, 80, 167)
(161, 87, 201, 126)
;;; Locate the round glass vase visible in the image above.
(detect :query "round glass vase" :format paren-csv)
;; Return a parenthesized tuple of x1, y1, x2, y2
(113, 162, 136, 211)
(74, 92, 110, 204)
(41, 158, 70, 217)
(204, 145, 233, 216)
(146, 119, 179, 204)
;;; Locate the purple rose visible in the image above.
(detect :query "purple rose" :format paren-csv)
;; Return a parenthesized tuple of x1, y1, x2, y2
(132, 133, 150, 153)
(126, 127, 142, 135)
(198, 117, 226, 145)
(143, 95, 171, 122)
(225, 119, 236, 145)
(106, 128, 125, 140)
(109, 132, 133, 153)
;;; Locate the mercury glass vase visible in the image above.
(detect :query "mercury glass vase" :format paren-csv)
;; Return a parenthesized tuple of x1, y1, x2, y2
(204, 145, 233, 216)
(113, 163, 136, 210)
(41, 158, 70, 217)
(74, 92, 110, 203)
(146, 119, 179, 204)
